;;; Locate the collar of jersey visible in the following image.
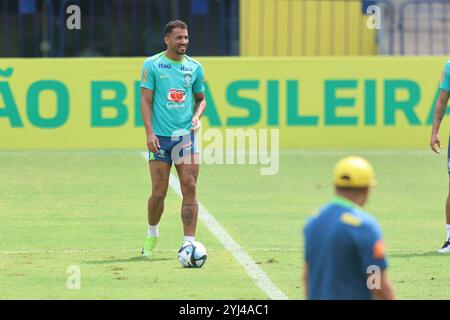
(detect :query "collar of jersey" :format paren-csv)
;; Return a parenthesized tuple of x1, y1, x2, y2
(330, 195, 362, 211)
(163, 52, 186, 64)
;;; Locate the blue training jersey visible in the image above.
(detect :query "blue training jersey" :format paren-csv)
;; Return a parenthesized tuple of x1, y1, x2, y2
(440, 60, 450, 92)
(303, 196, 388, 300)
(140, 52, 205, 137)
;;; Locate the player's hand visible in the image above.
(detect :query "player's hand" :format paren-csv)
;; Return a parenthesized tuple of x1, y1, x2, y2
(147, 132, 160, 153)
(191, 116, 200, 131)
(430, 134, 441, 154)
(191, 117, 201, 136)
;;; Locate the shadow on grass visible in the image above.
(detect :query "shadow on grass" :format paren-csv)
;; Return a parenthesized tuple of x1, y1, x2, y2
(83, 256, 175, 264)
(389, 251, 442, 258)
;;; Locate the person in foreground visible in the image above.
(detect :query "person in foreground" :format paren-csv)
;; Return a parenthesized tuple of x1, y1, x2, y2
(303, 156, 396, 300)
(140, 20, 206, 258)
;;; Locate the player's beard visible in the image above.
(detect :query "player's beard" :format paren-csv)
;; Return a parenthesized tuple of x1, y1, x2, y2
(177, 45, 187, 55)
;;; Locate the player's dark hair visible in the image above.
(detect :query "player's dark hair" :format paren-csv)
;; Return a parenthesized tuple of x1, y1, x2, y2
(335, 186, 369, 192)
(164, 20, 188, 35)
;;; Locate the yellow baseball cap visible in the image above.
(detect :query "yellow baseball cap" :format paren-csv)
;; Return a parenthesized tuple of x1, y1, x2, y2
(333, 156, 377, 188)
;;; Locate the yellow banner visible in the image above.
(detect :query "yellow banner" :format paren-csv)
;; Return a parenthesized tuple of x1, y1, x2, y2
(240, 0, 377, 56)
(0, 57, 448, 149)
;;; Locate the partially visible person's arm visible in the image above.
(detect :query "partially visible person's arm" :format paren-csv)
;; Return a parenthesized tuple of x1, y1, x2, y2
(360, 220, 395, 300)
(303, 263, 308, 300)
(191, 92, 206, 129)
(141, 88, 159, 153)
(191, 64, 206, 129)
(371, 269, 396, 300)
(140, 60, 159, 153)
(430, 89, 450, 153)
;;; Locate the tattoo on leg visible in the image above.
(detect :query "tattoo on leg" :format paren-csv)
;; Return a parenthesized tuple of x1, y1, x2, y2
(181, 207, 193, 226)
(156, 168, 166, 180)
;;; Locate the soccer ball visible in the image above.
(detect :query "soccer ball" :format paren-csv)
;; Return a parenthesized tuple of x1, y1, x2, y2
(177, 241, 207, 268)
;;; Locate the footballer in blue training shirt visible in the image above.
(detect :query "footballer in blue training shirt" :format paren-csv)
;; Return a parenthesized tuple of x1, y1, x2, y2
(430, 60, 450, 253)
(140, 20, 207, 258)
(303, 156, 396, 300)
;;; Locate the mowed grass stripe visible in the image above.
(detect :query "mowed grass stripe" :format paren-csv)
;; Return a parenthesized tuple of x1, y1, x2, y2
(0, 151, 268, 299)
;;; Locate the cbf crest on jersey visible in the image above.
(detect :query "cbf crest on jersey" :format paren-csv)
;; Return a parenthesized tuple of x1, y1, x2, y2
(183, 73, 192, 88)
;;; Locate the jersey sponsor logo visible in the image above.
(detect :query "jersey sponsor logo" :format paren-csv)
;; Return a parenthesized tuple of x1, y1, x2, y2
(372, 239, 385, 259)
(181, 65, 193, 72)
(158, 63, 171, 69)
(168, 89, 186, 103)
(167, 89, 186, 109)
(160, 75, 169, 79)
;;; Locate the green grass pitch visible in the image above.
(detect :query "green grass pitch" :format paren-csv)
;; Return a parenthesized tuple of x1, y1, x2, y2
(1, 149, 449, 299)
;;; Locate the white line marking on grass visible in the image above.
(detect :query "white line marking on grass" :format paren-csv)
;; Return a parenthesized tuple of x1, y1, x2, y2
(169, 173, 288, 300)
(140, 152, 288, 300)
